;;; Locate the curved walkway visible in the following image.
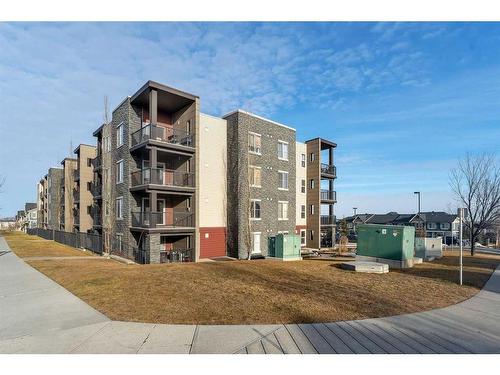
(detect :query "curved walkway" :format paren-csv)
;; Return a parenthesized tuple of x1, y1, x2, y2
(1, 236, 499, 354)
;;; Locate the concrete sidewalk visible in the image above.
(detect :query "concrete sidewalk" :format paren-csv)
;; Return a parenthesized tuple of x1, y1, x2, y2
(1, 236, 499, 354)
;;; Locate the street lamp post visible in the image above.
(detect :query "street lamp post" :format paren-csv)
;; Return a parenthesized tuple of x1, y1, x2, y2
(352, 207, 358, 233)
(413, 192, 421, 213)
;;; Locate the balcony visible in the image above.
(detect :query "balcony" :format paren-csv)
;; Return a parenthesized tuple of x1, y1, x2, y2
(131, 124, 195, 151)
(131, 210, 194, 230)
(92, 207, 102, 226)
(74, 212, 80, 226)
(320, 189, 337, 202)
(91, 182, 102, 198)
(133, 247, 193, 264)
(74, 169, 80, 181)
(130, 168, 195, 193)
(321, 163, 336, 178)
(92, 155, 102, 170)
(321, 215, 336, 226)
(73, 188, 80, 203)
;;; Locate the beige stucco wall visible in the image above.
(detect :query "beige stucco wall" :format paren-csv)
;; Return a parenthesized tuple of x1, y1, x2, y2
(197, 113, 227, 229)
(78, 144, 97, 232)
(62, 158, 77, 230)
(296, 141, 307, 226)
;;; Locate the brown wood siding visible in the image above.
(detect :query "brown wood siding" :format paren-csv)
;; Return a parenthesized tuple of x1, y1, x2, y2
(200, 227, 227, 258)
(306, 139, 321, 249)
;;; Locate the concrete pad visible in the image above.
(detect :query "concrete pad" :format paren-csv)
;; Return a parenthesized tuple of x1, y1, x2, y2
(273, 326, 301, 354)
(413, 257, 423, 264)
(71, 321, 154, 354)
(261, 332, 284, 354)
(190, 324, 282, 354)
(341, 261, 389, 274)
(137, 324, 196, 354)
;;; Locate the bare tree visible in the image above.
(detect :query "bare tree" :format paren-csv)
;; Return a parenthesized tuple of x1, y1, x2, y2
(449, 153, 500, 255)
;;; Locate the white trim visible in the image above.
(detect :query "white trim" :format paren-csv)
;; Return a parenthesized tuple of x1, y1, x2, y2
(222, 109, 296, 132)
(278, 170, 289, 190)
(250, 199, 262, 220)
(116, 159, 124, 184)
(278, 140, 289, 161)
(249, 165, 262, 188)
(116, 196, 123, 220)
(278, 200, 289, 221)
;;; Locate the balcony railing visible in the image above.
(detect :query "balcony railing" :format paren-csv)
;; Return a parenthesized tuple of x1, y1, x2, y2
(73, 169, 80, 181)
(321, 163, 336, 177)
(92, 207, 102, 226)
(320, 189, 337, 201)
(133, 247, 193, 264)
(91, 182, 102, 197)
(131, 124, 194, 148)
(92, 155, 102, 170)
(131, 210, 194, 229)
(74, 212, 80, 225)
(73, 189, 80, 202)
(321, 215, 336, 225)
(131, 168, 195, 188)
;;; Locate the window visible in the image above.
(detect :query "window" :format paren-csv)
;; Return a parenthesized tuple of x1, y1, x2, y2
(441, 223, 450, 230)
(116, 197, 123, 219)
(310, 153, 315, 162)
(278, 201, 288, 220)
(278, 170, 289, 190)
(248, 132, 261, 154)
(116, 234, 123, 252)
(87, 158, 92, 167)
(116, 160, 124, 184)
(301, 179, 306, 193)
(250, 166, 261, 187)
(87, 182, 92, 191)
(300, 229, 306, 246)
(309, 179, 315, 189)
(310, 204, 315, 215)
(250, 199, 261, 220)
(301, 154, 306, 167)
(310, 230, 314, 241)
(116, 123, 124, 147)
(278, 140, 289, 160)
(427, 222, 437, 229)
(252, 232, 261, 254)
(301, 205, 306, 219)
(87, 205, 92, 215)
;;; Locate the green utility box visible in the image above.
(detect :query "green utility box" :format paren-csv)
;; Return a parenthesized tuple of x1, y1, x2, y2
(356, 224, 416, 268)
(267, 233, 302, 261)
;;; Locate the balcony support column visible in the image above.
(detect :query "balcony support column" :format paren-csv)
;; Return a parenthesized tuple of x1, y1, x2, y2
(149, 89, 158, 125)
(329, 146, 333, 165)
(149, 146, 158, 169)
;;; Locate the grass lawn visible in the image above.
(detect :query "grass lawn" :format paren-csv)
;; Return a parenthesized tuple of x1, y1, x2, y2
(1, 231, 91, 258)
(3, 232, 500, 325)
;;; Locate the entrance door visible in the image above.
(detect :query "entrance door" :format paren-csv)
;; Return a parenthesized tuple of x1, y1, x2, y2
(252, 232, 261, 254)
(157, 162, 166, 185)
(157, 199, 166, 225)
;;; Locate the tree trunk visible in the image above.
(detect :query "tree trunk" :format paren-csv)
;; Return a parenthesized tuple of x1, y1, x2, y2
(470, 234, 475, 256)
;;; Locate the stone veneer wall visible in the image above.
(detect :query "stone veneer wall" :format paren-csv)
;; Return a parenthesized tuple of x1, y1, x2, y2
(225, 111, 296, 259)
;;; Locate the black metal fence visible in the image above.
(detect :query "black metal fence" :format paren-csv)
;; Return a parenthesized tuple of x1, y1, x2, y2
(26, 228, 103, 255)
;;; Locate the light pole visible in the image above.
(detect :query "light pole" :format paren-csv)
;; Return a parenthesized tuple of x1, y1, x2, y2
(353, 207, 357, 216)
(353, 207, 358, 234)
(457, 208, 468, 285)
(413, 192, 421, 213)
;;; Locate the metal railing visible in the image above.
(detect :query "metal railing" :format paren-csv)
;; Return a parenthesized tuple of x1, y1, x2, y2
(26, 228, 103, 255)
(131, 168, 195, 188)
(131, 124, 194, 148)
(320, 189, 337, 201)
(73, 189, 80, 203)
(321, 215, 336, 225)
(131, 210, 194, 228)
(73, 211, 80, 225)
(92, 155, 102, 169)
(321, 163, 336, 177)
(91, 181, 102, 197)
(74, 169, 80, 181)
(133, 247, 193, 264)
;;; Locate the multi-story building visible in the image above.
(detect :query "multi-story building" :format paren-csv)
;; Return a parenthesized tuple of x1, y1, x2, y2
(225, 110, 297, 259)
(91, 122, 112, 251)
(73, 144, 97, 233)
(305, 138, 337, 248)
(43, 80, 338, 263)
(46, 167, 63, 230)
(36, 178, 47, 228)
(60, 158, 77, 231)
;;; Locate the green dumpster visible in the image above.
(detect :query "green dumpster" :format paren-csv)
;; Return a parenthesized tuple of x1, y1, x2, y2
(267, 233, 302, 261)
(356, 224, 415, 268)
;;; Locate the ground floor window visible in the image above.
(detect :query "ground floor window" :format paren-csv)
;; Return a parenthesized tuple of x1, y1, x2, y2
(116, 234, 123, 252)
(251, 232, 261, 254)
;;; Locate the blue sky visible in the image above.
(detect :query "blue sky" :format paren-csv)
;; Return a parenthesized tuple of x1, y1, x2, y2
(1, 22, 500, 218)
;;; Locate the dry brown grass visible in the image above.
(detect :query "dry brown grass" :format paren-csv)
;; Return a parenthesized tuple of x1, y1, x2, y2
(21, 247, 500, 325)
(2, 231, 91, 258)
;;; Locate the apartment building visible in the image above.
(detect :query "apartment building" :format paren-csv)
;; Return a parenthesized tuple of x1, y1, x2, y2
(305, 138, 337, 248)
(45, 168, 63, 230)
(73, 144, 97, 232)
(24, 80, 338, 263)
(225, 110, 297, 258)
(60, 158, 77, 231)
(91, 122, 112, 251)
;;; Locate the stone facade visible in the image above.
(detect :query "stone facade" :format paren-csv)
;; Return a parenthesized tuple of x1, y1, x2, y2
(225, 110, 296, 259)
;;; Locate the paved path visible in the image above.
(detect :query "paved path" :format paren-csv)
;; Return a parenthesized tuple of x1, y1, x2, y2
(1, 236, 499, 354)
